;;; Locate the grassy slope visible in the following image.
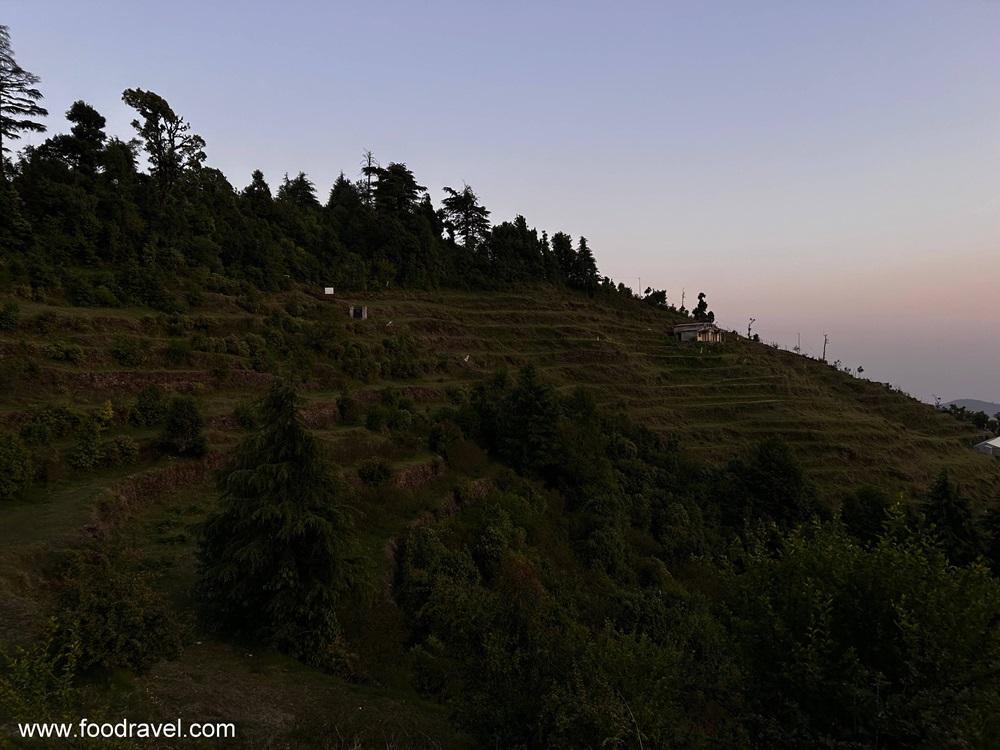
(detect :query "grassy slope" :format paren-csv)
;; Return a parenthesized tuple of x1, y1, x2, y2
(374, 287, 998, 501)
(1, 284, 997, 748)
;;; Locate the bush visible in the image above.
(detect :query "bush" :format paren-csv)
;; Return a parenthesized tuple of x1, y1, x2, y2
(109, 335, 148, 367)
(0, 301, 18, 330)
(164, 338, 192, 365)
(101, 435, 139, 467)
(841, 486, 891, 543)
(365, 405, 389, 432)
(0, 630, 80, 734)
(429, 420, 463, 459)
(0, 433, 32, 501)
(382, 335, 422, 378)
(52, 546, 184, 674)
(93, 284, 120, 307)
(232, 402, 258, 430)
(336, 393, 361, 425)
(158, 397, 207, 457)
(67, 419, 102, 472)
(43, 341, 84, 365)
(131, 385, 167, 427)
(388, 408, 414, 432)
(358, 460, 392, 487)
(95, 399, 114, 426)
(19, 405, 81, 445)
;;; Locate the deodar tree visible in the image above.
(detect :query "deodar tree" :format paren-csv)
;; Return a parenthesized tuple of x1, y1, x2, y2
(121, 87, 205, 194)
(0, 25, 47, 176)
(197, 382, 354, 665)
(441, 183, 491, 251)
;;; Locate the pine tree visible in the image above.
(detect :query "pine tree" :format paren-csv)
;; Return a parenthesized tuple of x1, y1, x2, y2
(327, 171, 362, 211)
(197, 382, 352, 663)
(441, 183, 491, 251)
(0, 25, 47, 176)
(498, 365, 562, 477)
(692, 292, 715, 322)
(243, 169, 272, 205)
(36, 101, 106, 175)
(925, 469, 982, 564)
(371, 162, 424, 215)
(276, 171, 319, 209)
(551, 231, 576, 280)
(571, 236, 598, 291)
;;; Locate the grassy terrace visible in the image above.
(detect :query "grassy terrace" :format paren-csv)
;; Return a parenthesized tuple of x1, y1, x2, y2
(1, 284, 996, 746)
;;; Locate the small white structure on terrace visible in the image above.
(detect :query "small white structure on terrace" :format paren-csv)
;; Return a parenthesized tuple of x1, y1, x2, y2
(975, 436, 1000, 457)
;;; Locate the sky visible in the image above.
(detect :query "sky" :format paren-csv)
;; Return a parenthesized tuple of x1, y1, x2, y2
(4, 0, 999, 403)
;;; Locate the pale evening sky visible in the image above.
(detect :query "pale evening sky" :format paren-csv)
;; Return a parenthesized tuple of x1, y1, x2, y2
(4, 0, 999, 403)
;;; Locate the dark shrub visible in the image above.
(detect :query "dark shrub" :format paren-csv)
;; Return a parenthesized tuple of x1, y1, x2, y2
(164, 338, 192, 365)
(232, 402, 258, 430)
(365, 405, 388, 432)
(52, 546, 184, 674)
(358, 460, 392, 487)
(131, 385, 167, 427)
(336, 393, 361, 425)
(158, 397, 207, 457)
(67, 419, 102, 472)
(43, 341, 84, 365)
(0, 301, 18, 330)
(19, 405, 81, 445)
(101, 435, 139, 466)
(109, 335, 148, 367)
(429, 420, 463, 460)
(0, 433, 32, 501)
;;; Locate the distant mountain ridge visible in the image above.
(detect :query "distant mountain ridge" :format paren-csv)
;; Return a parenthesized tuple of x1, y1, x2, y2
(946, 399, 1000, 415)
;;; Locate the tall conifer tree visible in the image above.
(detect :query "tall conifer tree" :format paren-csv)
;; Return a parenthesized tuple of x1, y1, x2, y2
(0, 25, 47, 175)
(198, 382, 352, 662)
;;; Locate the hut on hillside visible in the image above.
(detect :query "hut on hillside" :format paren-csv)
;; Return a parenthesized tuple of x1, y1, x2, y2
(348, 305, 368, 320)
(975, 436, 1000, 457)
(672, 322, 723, 343)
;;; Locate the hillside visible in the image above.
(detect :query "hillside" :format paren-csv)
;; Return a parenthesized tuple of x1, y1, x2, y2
(2, 283, 999, 747)
(375, 288, 998, 501)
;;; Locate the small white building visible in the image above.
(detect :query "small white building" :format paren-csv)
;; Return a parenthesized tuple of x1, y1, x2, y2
(672, 322, 723, 343)
(975, 436, 1000, 457)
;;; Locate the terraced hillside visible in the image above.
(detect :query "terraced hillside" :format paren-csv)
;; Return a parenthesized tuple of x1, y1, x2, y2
(372, 288, 998, 501)
(1, 284, 997, 747)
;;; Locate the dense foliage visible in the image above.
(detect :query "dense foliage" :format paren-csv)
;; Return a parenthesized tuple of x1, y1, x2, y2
(399, 367, 1000, 747)
(0, 82, 654, 310)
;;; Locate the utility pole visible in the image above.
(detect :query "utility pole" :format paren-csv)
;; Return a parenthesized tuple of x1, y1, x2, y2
(680, 289, 686, 310)
(822, 333, 829, 361)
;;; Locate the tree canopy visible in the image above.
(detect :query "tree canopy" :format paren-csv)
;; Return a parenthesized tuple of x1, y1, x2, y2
(0, 24, 47, 173)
